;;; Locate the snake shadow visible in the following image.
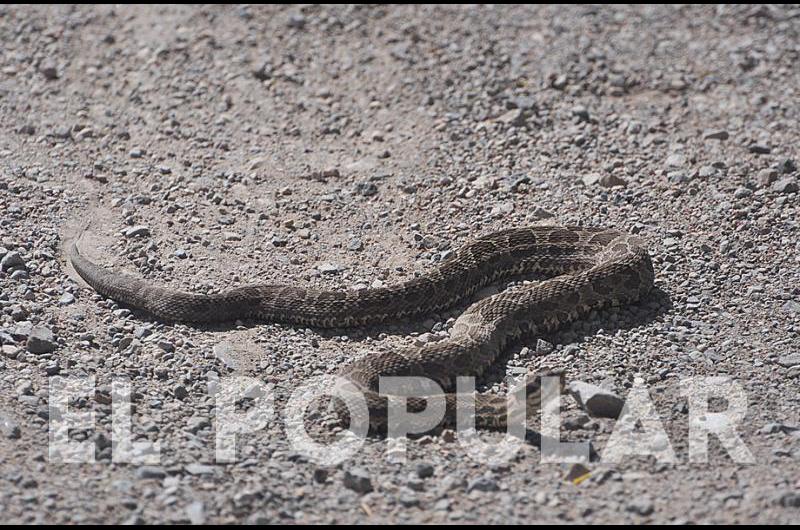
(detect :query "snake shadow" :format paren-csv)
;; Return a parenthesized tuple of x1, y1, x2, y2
(483, 285, 673, 386)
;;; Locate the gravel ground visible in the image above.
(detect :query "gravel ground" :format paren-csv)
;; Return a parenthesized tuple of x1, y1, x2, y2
(1, 4, 799, 524)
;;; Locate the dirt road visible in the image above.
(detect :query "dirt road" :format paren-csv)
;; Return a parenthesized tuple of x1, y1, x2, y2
(1, 5, 798, 523)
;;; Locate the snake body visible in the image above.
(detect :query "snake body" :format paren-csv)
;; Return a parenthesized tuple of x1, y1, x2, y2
(69, 226, 654, 431)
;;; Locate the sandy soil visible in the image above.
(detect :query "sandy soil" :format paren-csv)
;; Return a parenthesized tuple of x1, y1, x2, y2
(1, 4, 799, 523)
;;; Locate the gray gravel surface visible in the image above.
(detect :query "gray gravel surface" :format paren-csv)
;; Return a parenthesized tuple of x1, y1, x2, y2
(1, 4, 799, 524)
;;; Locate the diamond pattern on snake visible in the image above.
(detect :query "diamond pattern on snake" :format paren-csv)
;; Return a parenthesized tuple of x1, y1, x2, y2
(69, 226, 654, 432)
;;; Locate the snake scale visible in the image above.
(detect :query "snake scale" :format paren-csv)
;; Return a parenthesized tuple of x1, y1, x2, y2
(69, 226, 654, 432)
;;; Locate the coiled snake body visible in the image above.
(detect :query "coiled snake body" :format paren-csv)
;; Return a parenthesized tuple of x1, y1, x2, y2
(69, 226, 654, 432)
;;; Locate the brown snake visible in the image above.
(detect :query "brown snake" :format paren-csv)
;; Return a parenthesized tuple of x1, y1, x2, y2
(69, 226, 654, 432)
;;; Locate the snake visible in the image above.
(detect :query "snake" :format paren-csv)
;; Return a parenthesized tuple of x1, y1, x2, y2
(68, 226, 654, 433)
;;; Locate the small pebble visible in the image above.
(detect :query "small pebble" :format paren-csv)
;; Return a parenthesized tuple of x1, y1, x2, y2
(59, 293, 75, 305)
(415, 462, 435, 479)
(568, 381, 625, 418)
(343, 468, 373, 494)
(1, 251, 25, 271)
(135, 466, 167, 480)
(27, 326, 57, 354)
(124, 225, 150, 238)
(467, 476, 499, 493)
(703, 129, 729, 141)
